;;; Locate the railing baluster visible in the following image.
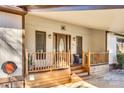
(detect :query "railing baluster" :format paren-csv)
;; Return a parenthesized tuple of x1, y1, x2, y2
(45, 52, 46, 70)
(31, 53, 34, 72)
(63, 52, 64, 68)
(66, 52, 68, 67)
(67, 52, 68, 67)
(39, 52, 41, 71)
(55, 52, 57, 69)
(38, 51, 40, 71)
(36, 52, 38, 71)
(57, 52, 59, 69)
(47, 52, 49, 70)
(44, 52, 46, 70)
(68, 51, 70, 67)
(41, 52, 43, 70)
(58, 52, 59, 69)
(65, 52, 67, 67)
(27, 50, 72, 73)
(61, 52, 63, 68)
(54, 52, 56, 69)
(65, 52, 66, 68)
(47, 52, 48, 70)
(43, 52, 45, 70)
(42, 52, 43, 70)
(52, 51, 55, 70)
(64, 52, 66, 68)
(49, 52, 51, 70)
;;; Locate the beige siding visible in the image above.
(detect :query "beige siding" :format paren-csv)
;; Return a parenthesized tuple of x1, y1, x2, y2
(90, 30, 106, 52)
(25, 14, 91, 54)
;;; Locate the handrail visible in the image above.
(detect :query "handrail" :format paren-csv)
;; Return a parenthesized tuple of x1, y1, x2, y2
(25, 50, 71, 73)
(90, 51, 109, 65)
(90, 51, 109, 54)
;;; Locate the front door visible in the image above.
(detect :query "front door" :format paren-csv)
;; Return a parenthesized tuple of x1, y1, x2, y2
(53, 33, 71, 52)
(76, 36, 82, 58)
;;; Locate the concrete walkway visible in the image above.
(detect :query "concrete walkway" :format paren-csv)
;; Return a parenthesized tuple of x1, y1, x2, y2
(85, 70, 124, 88)
(52, 81, 97, 88)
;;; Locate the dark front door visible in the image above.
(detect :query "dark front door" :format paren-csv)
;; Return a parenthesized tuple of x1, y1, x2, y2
(76, 36, 82, 58)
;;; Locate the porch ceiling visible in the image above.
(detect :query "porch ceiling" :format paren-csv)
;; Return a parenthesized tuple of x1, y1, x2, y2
(29, 9, 124, 34)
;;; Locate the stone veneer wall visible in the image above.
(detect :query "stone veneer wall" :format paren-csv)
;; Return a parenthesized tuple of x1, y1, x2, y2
(0, 81, 24, 88)
(90, 64, 109, 77)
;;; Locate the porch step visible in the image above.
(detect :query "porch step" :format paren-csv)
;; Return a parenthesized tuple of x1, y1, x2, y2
(77, 72, 89, 77)
(26, 75, 70, 85)
(71, 65, 82, 71)
(72, 69, 88, 74)
(71, 64, 89, 78)
(25, 69, 71, 88)
(32, 78, 70, 88)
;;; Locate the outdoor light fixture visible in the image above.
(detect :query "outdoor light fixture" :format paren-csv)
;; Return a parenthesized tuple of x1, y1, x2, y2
(73, 37, 76, 41)
(48, 34, 52, 39)
(61, 25, 66, 31)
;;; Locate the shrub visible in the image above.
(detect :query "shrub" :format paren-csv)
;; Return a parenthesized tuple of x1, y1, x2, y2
(117, 53, 124, 69)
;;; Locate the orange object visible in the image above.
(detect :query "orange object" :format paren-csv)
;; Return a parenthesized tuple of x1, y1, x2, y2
(5, 63, 15, 74)
(1, 61, 17, 74)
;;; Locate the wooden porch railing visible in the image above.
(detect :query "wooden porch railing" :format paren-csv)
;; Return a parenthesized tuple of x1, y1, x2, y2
(90, 51, 109, 65)
(81, 50, 109, 75)
(25, 50, 71, 75)
(82, 50, 91, 75)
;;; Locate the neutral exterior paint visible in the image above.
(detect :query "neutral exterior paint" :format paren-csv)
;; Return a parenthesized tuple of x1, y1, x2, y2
(25, 14, 106, 54)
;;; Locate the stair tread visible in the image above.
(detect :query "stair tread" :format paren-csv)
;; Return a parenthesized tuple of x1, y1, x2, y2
(26, 75, 70, 84)
(71, 66, 82, 71)
(71, 65, 89, 77)
(28, 79, 69, 86)
(77, 73, 89, 77)
(33, 80, 70, 88)
(27, 78, 70, 88)
(27, 70, 70, 80)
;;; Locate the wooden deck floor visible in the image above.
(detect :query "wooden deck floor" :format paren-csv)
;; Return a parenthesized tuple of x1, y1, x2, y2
(25, 69, 71, 88)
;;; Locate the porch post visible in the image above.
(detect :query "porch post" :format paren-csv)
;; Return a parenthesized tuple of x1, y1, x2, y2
(68, 50, 72, 79)
(68, 50, 71, 66)
(87, 49, 91, 75)
(82, 50, 85, 67)
(25, 49, 28, 76)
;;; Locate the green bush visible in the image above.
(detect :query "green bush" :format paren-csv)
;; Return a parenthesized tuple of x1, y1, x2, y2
(117, 53, 124, 69)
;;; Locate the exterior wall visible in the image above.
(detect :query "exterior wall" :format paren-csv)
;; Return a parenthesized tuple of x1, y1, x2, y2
(25, 14, 91, 54)
(107, 33, 117, 64)
(25, 14, 106, 65)
(0, 11, 23, 78)
(90, 64, 109, 76)
(0, 11, 22, 29)
(90, 30, 106, 52)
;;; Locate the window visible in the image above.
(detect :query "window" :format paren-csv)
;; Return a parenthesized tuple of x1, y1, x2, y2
(35, 31, 46, 52)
